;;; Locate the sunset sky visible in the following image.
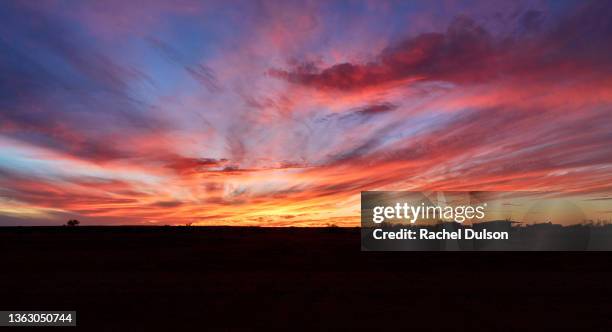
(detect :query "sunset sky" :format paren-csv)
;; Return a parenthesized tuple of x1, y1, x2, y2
(1, 0, 612, 226)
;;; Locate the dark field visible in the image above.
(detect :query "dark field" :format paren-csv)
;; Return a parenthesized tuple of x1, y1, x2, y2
(1, 227, 611, 330)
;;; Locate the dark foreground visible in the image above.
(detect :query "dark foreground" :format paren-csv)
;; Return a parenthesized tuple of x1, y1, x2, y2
(1, 227, 611, 330)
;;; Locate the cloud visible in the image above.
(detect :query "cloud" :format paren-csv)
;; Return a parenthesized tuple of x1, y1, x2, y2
(148, 37, 222, 93)
(353, 103, 398, 116)
(0, 2, 166, 163)
(269, 16, 495, 90)
(150, 200, 184, 208)
(270, 3, 612, 92)
(2, 1, 612, 226)
(164, 156, 229, 174)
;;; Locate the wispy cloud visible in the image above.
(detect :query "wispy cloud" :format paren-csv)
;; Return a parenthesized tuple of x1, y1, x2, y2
(1, 0, 611, 226)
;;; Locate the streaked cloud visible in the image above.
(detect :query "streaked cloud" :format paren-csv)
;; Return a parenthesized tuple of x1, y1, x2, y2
(1, 0, 611, 226)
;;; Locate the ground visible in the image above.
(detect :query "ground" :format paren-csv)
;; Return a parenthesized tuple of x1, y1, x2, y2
(1, 227, 611, 330)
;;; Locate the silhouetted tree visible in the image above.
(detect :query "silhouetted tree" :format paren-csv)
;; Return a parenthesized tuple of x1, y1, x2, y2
(66, 219, 80, 227)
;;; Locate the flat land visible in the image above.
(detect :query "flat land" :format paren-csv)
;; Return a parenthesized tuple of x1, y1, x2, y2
(1, 227, 611, 330)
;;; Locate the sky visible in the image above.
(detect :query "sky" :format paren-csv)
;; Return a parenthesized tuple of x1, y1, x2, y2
(1, 0, 612, 226)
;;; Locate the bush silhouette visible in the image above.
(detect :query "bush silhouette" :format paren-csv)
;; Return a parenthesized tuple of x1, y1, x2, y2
(66, 219, 80, 227)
